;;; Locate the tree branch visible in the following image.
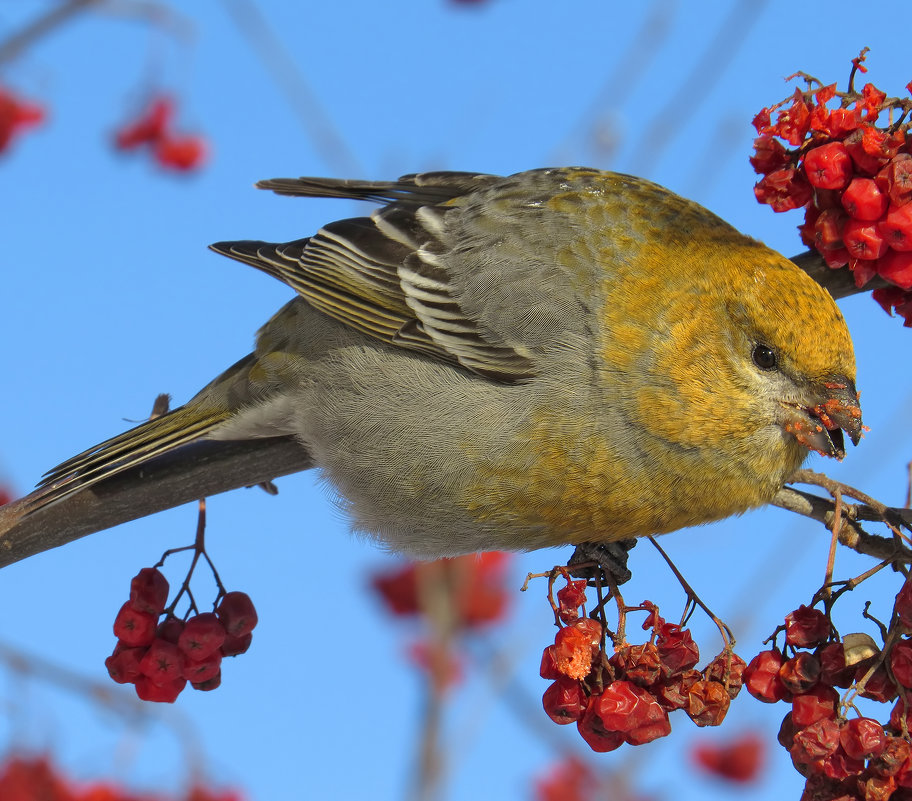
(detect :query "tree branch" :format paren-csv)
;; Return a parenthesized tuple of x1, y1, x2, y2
(0, 437, 312, 569)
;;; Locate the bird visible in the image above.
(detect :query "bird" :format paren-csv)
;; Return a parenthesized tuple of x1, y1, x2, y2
(28, 167, 863, 557)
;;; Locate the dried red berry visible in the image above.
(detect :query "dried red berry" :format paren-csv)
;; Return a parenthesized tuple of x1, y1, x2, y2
(791, 685, 838, 728)
(879, 203, 912, 251)
(113, 601, 157, 647)
(654, 669, 701, 711)
(750, 136, 792, 174)
(744, 649, 791, 703)
(577, 696, 624, 753)
(611, 643, 661, 687)
(134, 674, 186, 703)
(843, 218, 889, 259)
(754, 167, 813, 212)
(542, 676, 587, 724)
(686, 680, 730, 727)
(869, 736, 911, 778)
(891, 639, 912, 688)
(779, 652, 822, 694)
(703, 652, 746, 699)
(785, 605, 830, 648)
(790, 717, 841, 767)
(840, 717, 886, 761)
(817, 642, 856, 688)
(896, 578, 912, 628)
(656, 624, 700, 677)
(857, 662, 897, 703)
(556, 579, 587, 622)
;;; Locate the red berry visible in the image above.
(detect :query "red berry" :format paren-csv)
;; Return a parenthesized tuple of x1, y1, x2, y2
(540, 645, 560, 680)
(750, 136, 792, 174)
(654, 669, 701, 711)
(177, 613, 226, 660)
(113, 601, 157, 647)
(754, 167, 812, 212)
(552, 620, 601, 681)
(803, 142, 853, 189)
(896, 578, 912, 628)
(879, 203, 912, 251)
(791, 684, 838, 728)
(183, 651, 222, 684)
(692, 732, 765, 783)
(891, 639, 912, 688)
(139, 638, 185, 682)
(857, 662, 897, 703)
(220, 632, 253, 657)
(840, 717, 886, 761)
(555, 579, 587, 622)
(841, 177, 888, 220)
(192, 672, 222, 692)
(869, 736, 911, 778)
(779, 652, 822, 695)
(878, 154, 912, 206)
(156, 616, 185, 644)
(744, 649, 791, 703)
(703, 652, 746, 699)
(135, 674, 186, 703)
(686, 680, 731, 727)
(655, 624, 700, 677)
(105, 645, 145, 684)
(113, 96, 173, 150)
(542, 677, 587, 725)
(790, 718, 841, 767)
(129, 567, 169, 615)
(843, 218, 889, 260)
(813, 208, 848, 251)
(817, 642, 856, 688)
(216, 591, 258, 637)
(587, 680, 645, 731)
(611, 643, 661, 687)
(577, 697, 624, 753)
(154, 134, 207, 172)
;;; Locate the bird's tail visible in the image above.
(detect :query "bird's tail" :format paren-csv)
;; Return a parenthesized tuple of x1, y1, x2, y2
(27, 403, 233, 514)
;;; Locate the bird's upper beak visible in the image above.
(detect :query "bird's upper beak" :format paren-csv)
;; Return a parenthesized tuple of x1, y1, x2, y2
(782, 378, 863, 460)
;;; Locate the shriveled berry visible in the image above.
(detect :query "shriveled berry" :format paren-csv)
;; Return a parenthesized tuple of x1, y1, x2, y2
(540, 645, 560, 680)
(891, 639, 912, 688)
(785, 605, 830, 648)
(779, 652, 821, 695)
(588, 680, 646, 731)
(129, 567, 169, 615)
(656, 624, 699, 677)
(790, 717, 841, 766)
(896, 578, 912, 628)
(778, 712, 798, 751)
(139, 638, 185, 682)
(744, 649, 791, 703)
(857, 662, 897, 703)
(611, 643, 661, 687)
(577, 697, 624, 753)
(113, 602, 157, 647)
(623, 696, 670, 746)
(654, 669, 701, 711)
(792, 684, 838, 728)
(216, 591, 258, 637)
(804, 142, 853, 189)
(840, 717, 886, 761)
(869, 736, 911, 778)
(877, 154, 912, 206)
(703, 652, 746, 699)
(686, 680, 730, 727)
(817, 642, 856, 688)
(754, 167, 812, 212)
(814, 208, 848, 251)
(556, 579, 587, 622)
(177, 613, 226, 660)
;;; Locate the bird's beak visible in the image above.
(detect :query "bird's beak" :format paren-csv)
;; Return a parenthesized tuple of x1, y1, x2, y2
(782, 378, 863, 460)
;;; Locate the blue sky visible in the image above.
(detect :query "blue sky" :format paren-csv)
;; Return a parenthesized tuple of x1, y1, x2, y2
(1, 2, 911, 799)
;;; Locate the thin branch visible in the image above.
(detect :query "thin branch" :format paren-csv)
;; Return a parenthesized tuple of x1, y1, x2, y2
(0, 0, 102, 67)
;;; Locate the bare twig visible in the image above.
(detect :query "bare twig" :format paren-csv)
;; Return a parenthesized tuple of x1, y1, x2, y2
(0, 0, 101, 66)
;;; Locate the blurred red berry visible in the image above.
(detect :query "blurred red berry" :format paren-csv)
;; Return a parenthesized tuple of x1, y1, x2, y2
(113, 96, 173, 150)
(534, 757, 598, 801)
(0, 86, 44, 154)
(154, 133, 207, 172)
(693, 731, 765, 783)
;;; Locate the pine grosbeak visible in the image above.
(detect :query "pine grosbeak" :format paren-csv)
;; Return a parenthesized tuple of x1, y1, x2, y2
(33, 168, 862, 556)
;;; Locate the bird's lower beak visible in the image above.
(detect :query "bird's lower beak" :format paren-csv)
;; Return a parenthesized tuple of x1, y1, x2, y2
(783, 378, 863, 460)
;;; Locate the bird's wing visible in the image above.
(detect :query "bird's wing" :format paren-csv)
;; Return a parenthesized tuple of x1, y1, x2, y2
(211, 168, 618, 382)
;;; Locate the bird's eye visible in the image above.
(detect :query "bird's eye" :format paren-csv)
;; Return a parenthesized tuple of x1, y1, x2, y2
(752, 343, 777, 371)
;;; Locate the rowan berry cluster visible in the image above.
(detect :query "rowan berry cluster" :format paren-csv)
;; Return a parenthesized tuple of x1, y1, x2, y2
(751, 50, 912, 325)
(113, 95, 207, 172)
(743, 587, 912, 800)
(106, 566, 258, 703)
(538, 573, 745, 753)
